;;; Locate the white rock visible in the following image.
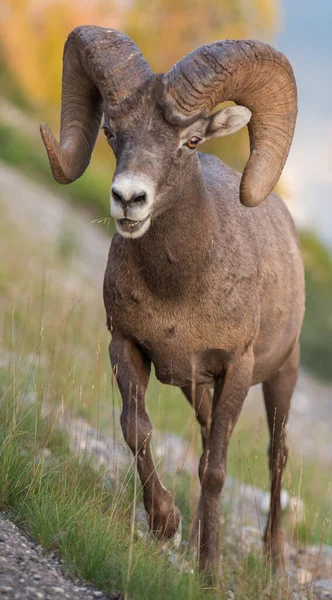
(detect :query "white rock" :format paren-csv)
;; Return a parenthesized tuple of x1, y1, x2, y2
(259, 492, 270, 514)
(136, 529, 145, 539)
(172, 518, 182, 550)
(281, 489, 289, 510)
(240, 525, 263, 554)
(160, 518, 182, 551)
(259, 489, 289, 514)
(312, 579, 332, 590)
(296, 568, 312, 584)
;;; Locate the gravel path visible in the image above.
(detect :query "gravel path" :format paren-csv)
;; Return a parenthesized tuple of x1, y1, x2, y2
(0, 516, 115, 600)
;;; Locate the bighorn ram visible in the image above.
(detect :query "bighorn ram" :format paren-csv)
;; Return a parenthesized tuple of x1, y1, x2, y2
(40, 26, 305, 579)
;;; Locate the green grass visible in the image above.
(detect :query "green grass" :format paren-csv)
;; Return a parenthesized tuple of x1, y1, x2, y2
(1, 386, 299, 599)
(0, 397, 210, 600)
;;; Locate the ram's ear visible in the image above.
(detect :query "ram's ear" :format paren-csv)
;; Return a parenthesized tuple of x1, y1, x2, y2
(204, 106, 251, 139)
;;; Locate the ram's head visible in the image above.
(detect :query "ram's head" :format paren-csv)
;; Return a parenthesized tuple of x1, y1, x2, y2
(41, 26, 297, 238)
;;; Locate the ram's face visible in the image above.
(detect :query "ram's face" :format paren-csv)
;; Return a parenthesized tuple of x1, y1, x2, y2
(104, 79, 251, 239)
(104, 85, 181, 239)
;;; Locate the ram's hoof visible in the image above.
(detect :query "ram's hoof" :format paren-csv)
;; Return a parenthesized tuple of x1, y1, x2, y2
(149, 503, 181, 540)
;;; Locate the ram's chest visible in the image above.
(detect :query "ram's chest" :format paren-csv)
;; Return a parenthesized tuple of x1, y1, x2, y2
(105, 275, 238, 387)
(108, 277, 194, 349)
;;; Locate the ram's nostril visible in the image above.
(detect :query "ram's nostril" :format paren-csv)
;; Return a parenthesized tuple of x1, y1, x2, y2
(112, 188, 125, 205)
(112, 187, 147, 205)
(131, 192, 147, 204)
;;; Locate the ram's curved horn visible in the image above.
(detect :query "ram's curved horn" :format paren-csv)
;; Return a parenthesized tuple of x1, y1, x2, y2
(40, 26, 152, 184)
(161, 40, 297, 207)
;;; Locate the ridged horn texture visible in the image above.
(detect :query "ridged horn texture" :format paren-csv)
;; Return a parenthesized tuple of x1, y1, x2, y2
(40, 26, 152, 184)
(162, 40, 297, 207)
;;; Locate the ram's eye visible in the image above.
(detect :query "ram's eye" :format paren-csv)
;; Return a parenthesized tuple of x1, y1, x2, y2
(186, 136, 201, 150)
(102, 126, 114, 140)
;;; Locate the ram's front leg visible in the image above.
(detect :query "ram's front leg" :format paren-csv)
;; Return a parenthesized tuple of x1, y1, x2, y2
(198, 350, 254, 581)
(110, 331, 180, 539)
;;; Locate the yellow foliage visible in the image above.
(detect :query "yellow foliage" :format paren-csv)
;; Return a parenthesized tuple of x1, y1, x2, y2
(0, 0, 124, 111)
(0, 0, 279, 168)
(126, 0, 279, 71)
(1, 0, 279, 111)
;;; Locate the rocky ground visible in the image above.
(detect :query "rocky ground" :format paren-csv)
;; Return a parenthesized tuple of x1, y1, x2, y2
(0, 516, 120, 600)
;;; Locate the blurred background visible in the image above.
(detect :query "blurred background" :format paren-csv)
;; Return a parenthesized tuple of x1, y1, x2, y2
(0, 0, 332, 572)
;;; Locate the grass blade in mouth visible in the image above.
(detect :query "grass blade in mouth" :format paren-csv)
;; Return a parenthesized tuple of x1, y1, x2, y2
(91, 216, 113, 227)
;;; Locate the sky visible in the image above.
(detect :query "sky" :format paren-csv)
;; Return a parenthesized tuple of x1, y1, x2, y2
(276, 0, 332, 246)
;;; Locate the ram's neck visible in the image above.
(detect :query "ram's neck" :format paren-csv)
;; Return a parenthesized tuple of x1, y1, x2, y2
(127, 164, 213, 298)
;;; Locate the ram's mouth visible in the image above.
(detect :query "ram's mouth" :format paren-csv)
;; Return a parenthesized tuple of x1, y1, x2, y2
(116, 214, 151, 238)
(119, 218, 143, 230)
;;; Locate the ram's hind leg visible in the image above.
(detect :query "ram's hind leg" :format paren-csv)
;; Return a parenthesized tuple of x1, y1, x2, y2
(182, 385, 212, 548)
(263, 342, 300, 562)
